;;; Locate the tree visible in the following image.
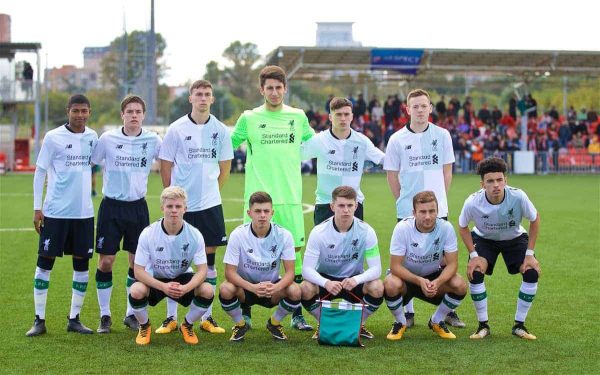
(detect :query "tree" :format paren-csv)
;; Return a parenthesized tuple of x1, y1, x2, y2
(100, 30, 167, 94)
(205, 41, 262, 103)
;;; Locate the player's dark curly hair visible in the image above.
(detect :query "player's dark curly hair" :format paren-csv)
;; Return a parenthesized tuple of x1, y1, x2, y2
(477, 157, 507, 179)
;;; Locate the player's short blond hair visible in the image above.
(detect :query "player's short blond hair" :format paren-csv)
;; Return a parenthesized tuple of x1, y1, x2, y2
(407, 89, 431, 105)
(160, 186, 187, 205)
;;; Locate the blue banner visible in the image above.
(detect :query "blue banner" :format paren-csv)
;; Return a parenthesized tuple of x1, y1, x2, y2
(370, 49, 424, 75)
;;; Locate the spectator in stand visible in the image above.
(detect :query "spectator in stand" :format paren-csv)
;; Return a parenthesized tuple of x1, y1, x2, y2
(392, 95, 402, 122)
(384, 96, 395, 127)
(456, 137, 471, 172)
(449, 96, 461, 117)
(354, 93, 367, 121)
(558, 122, 571, 148)
(491, 106, 502, 126)
(436, 96, 447, 121)
(548, 106, 560, 121)
(572, 133, 585, 149)
(577, 108, 588, 122)
(463, 97, 473, 125)
(526, 94, 538, 119)
(371, 100, 383, 125)
(587, 108, 598, 123)
(588, 135, 600, 165)
(368, 95, 378, 115)
(567, 106, 577, 123)
(347, 93, 356, 106)
(478, 103, 491, 125)
(509, 94, 518, 121)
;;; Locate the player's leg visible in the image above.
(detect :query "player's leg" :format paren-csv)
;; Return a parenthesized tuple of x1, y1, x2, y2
(95, 254, 115, 333)
(429, 274, 467, 340)
(383, 273, 408, 340)
(26, 255, 55, 336)
(181, 280, 215, 345)
(66, 218, 95, 334)
(200, 246, 225, 334)
(219, 281, 250, 341)
(469, 234, 494, 339)
(506, 234, 539, 340)
(359, 279, 384, 339)
(274, 204, 313, 331)
(128, 281, 152, 345)
(299, 280, 321, 339)
(267, 283, 302, 340)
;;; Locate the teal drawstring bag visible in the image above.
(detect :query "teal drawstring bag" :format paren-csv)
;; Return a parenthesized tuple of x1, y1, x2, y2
(317, 292, 365, 347)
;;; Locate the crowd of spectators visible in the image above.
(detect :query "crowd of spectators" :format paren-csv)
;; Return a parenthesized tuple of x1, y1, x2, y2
(305, 92, 600, 173)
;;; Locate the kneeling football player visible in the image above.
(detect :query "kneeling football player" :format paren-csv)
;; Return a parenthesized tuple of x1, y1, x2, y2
(128, 186, 214, 345)
(219, 192, 300, 341)
(300, 186, 384, 340)
(384, 191, 467, 340)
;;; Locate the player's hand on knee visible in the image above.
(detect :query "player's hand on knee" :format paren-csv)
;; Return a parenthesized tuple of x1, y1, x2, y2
(467, 257, 486, 281)
(520, 255, 541, 276)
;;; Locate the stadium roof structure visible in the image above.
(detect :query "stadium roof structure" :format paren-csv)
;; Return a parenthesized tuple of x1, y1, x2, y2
(0, 42, 42, 59)
(265, 46, 600, 82)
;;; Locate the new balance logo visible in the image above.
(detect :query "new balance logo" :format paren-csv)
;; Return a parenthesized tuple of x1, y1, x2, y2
(411, 242, 418, 247)
(185, 136, 192, 140)
(328, 150, 336, 155)
(405, 145, 412, 150)
(482, 215, 489, 219)
(116, 144, 123, 149)
(156, 247, 164, 252)
(259, 124, 266, 128)
(328, 244, 335, 249)
(65, 144, 72, 149)
(247, 248, 253, 253)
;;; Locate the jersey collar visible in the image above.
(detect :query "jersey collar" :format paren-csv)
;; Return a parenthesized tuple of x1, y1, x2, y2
(332, 217, 354, 233)
(250, 222, 272, 238)
(187, 113, 211, 125)
(406, 122, 430, 134)
(329, 128, 352, 140)
(161, 218, 184, 236)
(121, 127, 143, 137)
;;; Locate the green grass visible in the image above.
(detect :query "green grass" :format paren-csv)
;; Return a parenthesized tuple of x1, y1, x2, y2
(0, 173, 599, 374)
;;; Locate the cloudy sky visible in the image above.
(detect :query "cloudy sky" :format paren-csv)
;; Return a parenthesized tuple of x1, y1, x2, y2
(4, 0, 599, 85)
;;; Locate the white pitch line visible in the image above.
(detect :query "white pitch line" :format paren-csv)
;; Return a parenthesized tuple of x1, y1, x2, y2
(0, 203, 315, 232)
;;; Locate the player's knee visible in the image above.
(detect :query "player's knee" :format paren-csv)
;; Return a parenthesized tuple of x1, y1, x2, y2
(129, 282, 147, 299)
(37, 255, 56, 271)
(219, 281, 236, 299)
(452, 275, 468, 296)
(384, 274, 403, 295)
(287, 283, 302, 301)
(366, 280, 384, 298)
(72, 256, 89, 272)
(471, 271, 485, 284)
(300, 281, 316, 299)
(198, 282, 214, 298)
(522, 268, 539, 283)
(97, 255, 115, 272)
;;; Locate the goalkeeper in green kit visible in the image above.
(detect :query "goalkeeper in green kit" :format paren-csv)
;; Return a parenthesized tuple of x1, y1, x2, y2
(231, 65, 315, 331)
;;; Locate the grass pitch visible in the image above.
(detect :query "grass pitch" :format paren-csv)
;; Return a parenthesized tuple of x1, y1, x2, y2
(0, 172, 598, 374)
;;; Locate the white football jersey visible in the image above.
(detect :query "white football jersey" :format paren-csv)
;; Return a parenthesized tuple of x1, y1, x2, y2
(223, 223, 295, 283)
(302, 129, 384, 204)
(36, 124, 98, 218)
(383, 123, 454, 218)
(390, 217, 457, 276)
(159, 114, 233, 211)
(304, 217, 379, 278)
(92, 127, 161, 201)
(459, 186, 537, 241)
(135, 219, 207, 279)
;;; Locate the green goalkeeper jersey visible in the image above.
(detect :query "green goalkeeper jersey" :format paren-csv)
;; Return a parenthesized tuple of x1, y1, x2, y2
(232, 104, 314, 204)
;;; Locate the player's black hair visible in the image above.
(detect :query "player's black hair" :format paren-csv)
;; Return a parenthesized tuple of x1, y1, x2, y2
(477, 157, 507, 179)
(67, 94, 91, 109)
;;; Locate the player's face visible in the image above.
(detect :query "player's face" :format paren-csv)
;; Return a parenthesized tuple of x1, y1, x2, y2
(413, 201, 438, 232)
(121, 103, 145, 130)
(330, 106, 353, 131)
(247, 202, 273, 229)
(481, 172, 507, 201)
(67, 103, 91, 131)
(331, 197, 357, 222)
(161, 198, 186, 225)
(407, 95, 432, 127)
(260, 79, 286, 108)
(189, 87, 215, 113)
